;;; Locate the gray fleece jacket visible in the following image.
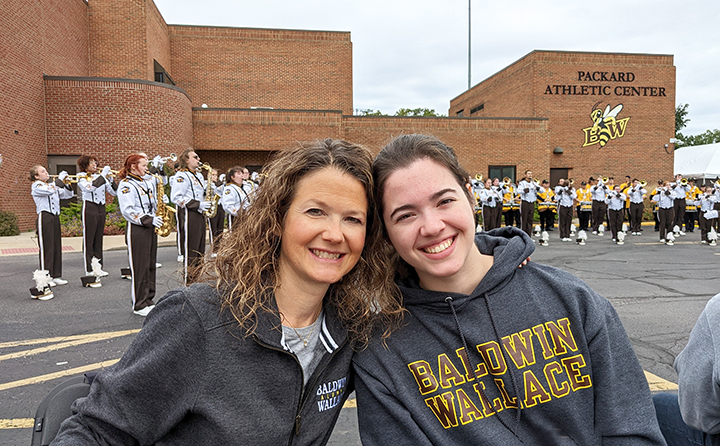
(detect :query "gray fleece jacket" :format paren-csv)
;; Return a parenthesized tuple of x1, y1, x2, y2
(51, 283, 353, 446)
(353, 227, 665, 445)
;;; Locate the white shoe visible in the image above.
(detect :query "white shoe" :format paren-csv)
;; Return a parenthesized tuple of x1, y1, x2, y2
(659, 239, 665, 243)
(711, 241, 717, 246)
(177, 255, 184, 262)
(636, 232, 641, 236)
(48, 280, 57, 287)
(666, 241, 674, 246)
(592, 231, 597, 235)
(155, 263, 162, 269)
(52, 278, 68, 286)
(34, 292, 54, 301)
(701, 240, 708, 244)
(679, 231, 686, 236)
(562, 238, 571, 242)
(133, 305, 155, 316)
(597, 233, 604, 236)
(97, 269, 109, 277)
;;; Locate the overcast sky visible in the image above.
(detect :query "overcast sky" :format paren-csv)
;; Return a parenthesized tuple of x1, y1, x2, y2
(155, 0, 719, 137)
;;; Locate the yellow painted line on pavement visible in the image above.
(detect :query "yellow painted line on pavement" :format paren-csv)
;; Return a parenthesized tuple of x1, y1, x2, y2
(0, 418, 34, 429)
(645, 370, 678, 391)
(0, 329, 141, 349)
(342, 398, 357, 408)
(0, 330, 141, 363)
(0, 359, 119, 392)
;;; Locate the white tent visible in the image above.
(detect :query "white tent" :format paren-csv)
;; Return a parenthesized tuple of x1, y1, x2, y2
(674, 142, 720, 180)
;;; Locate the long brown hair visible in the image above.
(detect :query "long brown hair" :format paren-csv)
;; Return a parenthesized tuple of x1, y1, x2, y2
(200, 139, 403, 346)
(118, 154, 145, 179)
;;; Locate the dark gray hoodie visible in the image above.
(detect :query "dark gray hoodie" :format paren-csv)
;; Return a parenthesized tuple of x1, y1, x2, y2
(354, 227, 665, 445)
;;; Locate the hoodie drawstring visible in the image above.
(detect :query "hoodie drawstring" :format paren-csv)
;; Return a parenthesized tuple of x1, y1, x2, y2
(445, 296, 523, 441)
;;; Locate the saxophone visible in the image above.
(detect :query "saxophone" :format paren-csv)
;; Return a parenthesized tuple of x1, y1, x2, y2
(152, 174, 176, 237)
(200, 163, 221, 218)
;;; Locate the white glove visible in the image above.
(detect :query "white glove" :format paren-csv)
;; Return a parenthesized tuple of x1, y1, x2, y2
(152, 155, 163, 169)
(101, 166, 111, 177)
(152, 216, 164, 228)
(218, 174, 226, 183)
(163, 194, 169, 204)
(58, 170, 68, 181)
(198, 201, 211, 213)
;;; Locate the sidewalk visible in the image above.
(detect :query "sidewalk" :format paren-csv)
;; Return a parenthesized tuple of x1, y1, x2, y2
(0, 231, 177, 257)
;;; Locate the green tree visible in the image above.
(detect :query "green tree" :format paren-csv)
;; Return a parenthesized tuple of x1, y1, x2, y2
(675, 103, 690, 135)
(674, 103, 720, 147)
(356, 109, 386, 116)
(682, 129, 720, 146)
(394, 108, 446, 117)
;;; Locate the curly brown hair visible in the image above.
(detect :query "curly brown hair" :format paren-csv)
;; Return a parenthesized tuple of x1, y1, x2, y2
(200, 139, 403, 347)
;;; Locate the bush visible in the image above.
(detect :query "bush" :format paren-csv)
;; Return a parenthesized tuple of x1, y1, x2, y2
(59, 199, 128, 237)
(0, 209, 20, 236)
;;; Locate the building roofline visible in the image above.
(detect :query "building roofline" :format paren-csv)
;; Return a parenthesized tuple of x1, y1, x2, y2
(344, 115, 548, 121)
(451, 49, 674, 102)
(193, 107, 343, 113)
(43, 75, 191, 100)
(169, 23, 350, 36)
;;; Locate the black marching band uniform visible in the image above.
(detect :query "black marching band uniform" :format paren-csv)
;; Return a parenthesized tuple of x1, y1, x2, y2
(118, 173, 159, 314)
(78, 167, 117, 275)
(171, 167, 208, 284)
(555, 182, 577, 240)
(32, 174, 74, 282)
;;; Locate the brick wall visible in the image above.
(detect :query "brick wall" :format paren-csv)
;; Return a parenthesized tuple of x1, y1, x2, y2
(342, 116, 550, 179)
(146, 0, 171, 80)
(44, 76, 193, 168)
(1, 0, 89, 230)
(450, 51, 676, 184)
(88, 0, 148, 79)
(169, 26, 353, 113)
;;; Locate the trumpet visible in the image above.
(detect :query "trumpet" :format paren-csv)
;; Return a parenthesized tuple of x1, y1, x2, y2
(106, 170, 121, 179)
(49, 173, 86, 185)
(639, 180, 647, 188)
(159, 153, 177, 164)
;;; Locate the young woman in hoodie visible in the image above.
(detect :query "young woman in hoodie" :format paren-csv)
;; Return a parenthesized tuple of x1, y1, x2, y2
(353, 134, 665, 446)
(51, 139, 402, 446)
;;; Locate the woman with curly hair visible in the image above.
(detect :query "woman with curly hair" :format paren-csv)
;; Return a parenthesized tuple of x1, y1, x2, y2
(51, 139, 403, 446)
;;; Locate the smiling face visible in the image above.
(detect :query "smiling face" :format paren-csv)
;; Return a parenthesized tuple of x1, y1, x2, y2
(278, 167, 368, 296)
(382, 158, 485, 293)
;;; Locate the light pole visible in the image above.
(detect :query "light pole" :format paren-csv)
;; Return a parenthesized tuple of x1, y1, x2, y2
(468, 0, 471, 90)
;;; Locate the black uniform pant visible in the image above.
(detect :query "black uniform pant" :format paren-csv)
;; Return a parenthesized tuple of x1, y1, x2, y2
(591, 201, 607, 232)
(482, 206, 500, 231)
(608, 209, 623, 240)
(698, 213, 713, 242)
(127, 223, 157, 311)
(184, 207, 206, 284)
(520, 201, 534, 236)
(207, 206, 225, 250)
(82, 201, 106, 273)
(684, 210, 697, 232)
(539, 209, 554, 231)
(558, 206, 573, 239)
(658, 207, 674, 241)
(37, 211, 62, 279)
(673, 198, 686, 229)
(715, 202, 720, 232)
(578, 209, 591, 231)
(629, 202, 644, 233)
(503, 209, 516, 227)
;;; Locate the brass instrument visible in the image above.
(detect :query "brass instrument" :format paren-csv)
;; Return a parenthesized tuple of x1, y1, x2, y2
(475, 173, 483, 182)
(199, 162, 221, 218)
(639, 180, 647, 188)
(160, 153, 177, 164)
(568, 178, 574, 186)
(503, 177, 511, 185)
(680, 178, 688, 186)
(106, 170, 121, 179)
(49, 173, 85, 185)
(152, 174, 176, 237)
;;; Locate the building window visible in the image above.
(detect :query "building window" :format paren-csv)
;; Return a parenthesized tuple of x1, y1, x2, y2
(456, 110, 464, 117)
(470, 103, 484, 114)
(154, 60, 175, 86)
(488, 165, 516, 183)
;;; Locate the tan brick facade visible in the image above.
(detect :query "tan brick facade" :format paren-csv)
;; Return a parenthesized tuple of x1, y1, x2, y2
(2, 1, 674, 231)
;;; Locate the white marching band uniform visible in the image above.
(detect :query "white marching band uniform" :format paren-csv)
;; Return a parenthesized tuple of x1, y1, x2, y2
(170, 169, 208, 284)
(32, 178, 74, 281)
(118, 173, 159, 313)
(221, 181, 252, 232)
(78, 170, 117, 275)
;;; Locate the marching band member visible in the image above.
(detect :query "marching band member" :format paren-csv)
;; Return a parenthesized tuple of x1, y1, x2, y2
(220, 166, 252, 232)
(117, 154, 161, 316)
(491, 177, 506, 228)
(76, 155, 117, 277)
(169, 162, 184, 262)
(555, 178, 577, 241)
(590, 177, 609, 235)
(502, 178, 519, 228)
(517, 170, 538, 236)
(206, 168, 226, 254)
(606, 185, 627, 242)
(170, 149, 211, 284)
(672, 174, 691, 234)
(477, 178, 502, 231)
(652, 181, 676, 245)
(620, 175, 632, 222)
(576, 180, 592, 231)
(714, 182, 720, 232)
(697, 185, 718, 245)
(627, 179, 647, 235)
(470, 175, 484, 227)
(650, 180, 663, 231)
(684, 178, 700, 233)
(537, 179, 556, 232)
(30, 166, 74, 287)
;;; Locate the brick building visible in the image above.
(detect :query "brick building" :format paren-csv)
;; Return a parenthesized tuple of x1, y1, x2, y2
(2, 0, 675, 230)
